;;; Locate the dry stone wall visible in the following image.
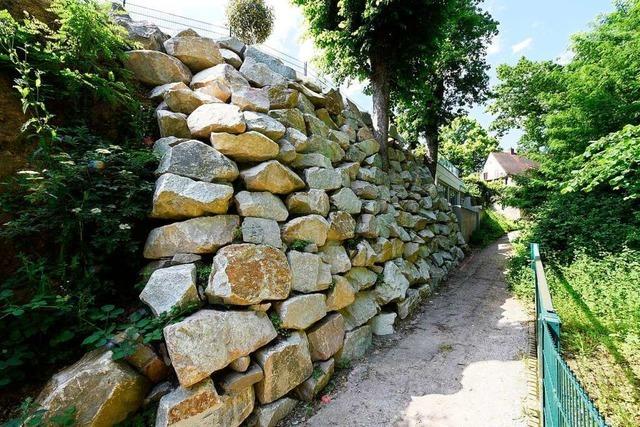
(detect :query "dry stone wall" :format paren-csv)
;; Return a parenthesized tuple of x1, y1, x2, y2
(35, 28, 466, 427)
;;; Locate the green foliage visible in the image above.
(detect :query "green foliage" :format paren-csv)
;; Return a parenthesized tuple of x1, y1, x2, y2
(3, 398, 76, 427)
(293, 0, 497, 165)
(438, 116, 499, 175)
(311, 366, 324, 381)
(82, 303, 198, 361)
(268, 312, 290, 338)
(564, 124, 640, 200)
(196, 264, 212, 285)
(226, 0, 274, 45)
(469, 209, 515, 248)
(0, 0, 155, 391)
(462, 174, 507, 205)
(289, 239, 312, 251)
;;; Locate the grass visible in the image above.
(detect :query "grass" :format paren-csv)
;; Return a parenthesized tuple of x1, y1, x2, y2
(508, 241, 640, 426)
(469, 208, 517, 248)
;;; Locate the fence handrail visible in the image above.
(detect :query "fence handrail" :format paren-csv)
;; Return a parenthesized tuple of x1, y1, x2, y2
(531, 243, 608, 427)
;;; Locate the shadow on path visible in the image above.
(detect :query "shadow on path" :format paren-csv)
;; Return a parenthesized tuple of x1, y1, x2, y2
(302, 233, 532, 427)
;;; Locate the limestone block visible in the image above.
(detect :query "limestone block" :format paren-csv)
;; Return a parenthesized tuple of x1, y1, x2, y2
(281, 215, 330, 247)
(219, 364, 264, 393)
(287, 251, 330, 293)
(274, 293, 327, 330)
(306, 313, 345, 361)
(254, 332, 313, 404)
(250, 397, 298, 427)
(124, 50, 191, 86)
(164, 34, 224, 72)
(156, 140, 238, 183)
(234, 191, 289, 221)
(139, 263, 200, 316)
(286, 189, 330, 216)
(164, 87, 219, 114)
(325, 275, 356, 311)
(143, 215, 239, 259)
(304, 167, 342, 190)
(326, 211, 356, 241)
(210, 131, 279, 162)
(206, 244, 291, 305)
(243, 111, 286, 140)
(240, 161, 305, 194)
(330, 188, 362, 214)
(36, 350, 149, 426)
(241, 217, 283, 248)
(164, 309, 277, 387)
(151, 173, 234, 219)
(339, 291, 379, 330)
(157, 110, 191, 138)
(335, 325, 372, 363)
(187, 103, 246, 137)
(319, 244, 351, 274)
(231, 86, 270, 112)
(240, 57, 287, 87)
(369, 312, 397, 336)
(374, 261, 410, 305)
(294, 359, 335, 402)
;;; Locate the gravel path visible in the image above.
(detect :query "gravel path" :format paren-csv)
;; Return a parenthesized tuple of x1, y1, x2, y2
(302, 233, 531, 427)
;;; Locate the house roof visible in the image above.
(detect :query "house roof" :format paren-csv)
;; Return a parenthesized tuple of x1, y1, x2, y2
(491, 151, 539, 176)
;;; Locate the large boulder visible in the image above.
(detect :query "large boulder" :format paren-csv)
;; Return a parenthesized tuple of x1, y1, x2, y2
(250, 397, 298, 427)
(294, 359, 335, 402)
(286, 189, 330, 216)
(335, 325, 372, 363)
(206, 244, 292, 305)
(151, 173, 234, 219)
(111, 6, 169, 51)
(191, 64, 250, 99)
(306, 313, 345, 361)
(156, 140, 238, 183)
(240, 161, 305, 194)
(36, 350, 149, 426)
(287, 251, 331, 293)
(231, 86, 270, 112)
(139, 264, 200, 316)
(156, 379, 254, 427)
(304, 167, 342, 190)
(210, 131, 279, 162)
(124, 50, 191, 86)
(164, 34, 224, 72)
(240, 57, 287, 87)
(268, 109, 306, 134)
(164, 309, 277, 387)
(243, 111, 286, 140)
(164, 87, 219, 114)
(330, 188, 362, 214)
(234, 191, 289, 221)
(339, 291, 379, 330)
(281, 215, 330, 247)
(187, 103, 246, 137)
(326, 211, 356, 241)
(143, 215, 239, 259)
(374, 261, 410, 305)
(274, 293, 327, 330)
(325, 275, 356, 311)
(241, 217, 283, 248)
(157, 110, 191, 138)
(244, 46, 297, 80)
(254, 332, 313, 404)
(319, 244, 351, 274)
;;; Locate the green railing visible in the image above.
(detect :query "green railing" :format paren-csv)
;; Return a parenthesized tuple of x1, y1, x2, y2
(531, 243, 608, 427)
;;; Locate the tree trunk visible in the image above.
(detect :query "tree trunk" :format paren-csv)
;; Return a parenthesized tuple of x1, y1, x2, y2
(424, 80, 445, 177)
(424, 130, 439, 177)
(370, 51, 390, 168)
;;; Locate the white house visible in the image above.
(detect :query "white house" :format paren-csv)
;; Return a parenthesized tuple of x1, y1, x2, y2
(481, 149, 538, 186)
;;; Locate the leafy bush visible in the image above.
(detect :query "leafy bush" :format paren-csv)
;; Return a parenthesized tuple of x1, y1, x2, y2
(226, 0, 274, 45)
(0, 0, 156, 393)
(469, 209, 516, 247)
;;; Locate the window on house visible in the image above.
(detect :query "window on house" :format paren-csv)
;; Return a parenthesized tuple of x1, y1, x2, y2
(483, 172, 488, 180)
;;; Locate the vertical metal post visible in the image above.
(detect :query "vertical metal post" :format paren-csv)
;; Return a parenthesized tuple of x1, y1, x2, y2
(304, 61, 308, 76)
(229, 26, 232, 37)
(123, 0, 126, 7)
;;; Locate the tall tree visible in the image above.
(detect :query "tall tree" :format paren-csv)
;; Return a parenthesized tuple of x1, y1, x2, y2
(393, 0, 497, 175)
(438, 116, 499, 175)
(292, 0, 495, 167)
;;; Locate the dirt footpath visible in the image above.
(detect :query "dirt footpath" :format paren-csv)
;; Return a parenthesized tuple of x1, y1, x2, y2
(301, 233, 532, 427)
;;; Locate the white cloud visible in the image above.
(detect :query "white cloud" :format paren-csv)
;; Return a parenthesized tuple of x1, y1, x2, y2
(555, 49, 574, 65)
(487, 34, 502, 56)
(511, 37, 533, 53)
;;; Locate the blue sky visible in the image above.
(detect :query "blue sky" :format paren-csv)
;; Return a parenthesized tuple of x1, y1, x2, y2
(129, 0, 615, 150)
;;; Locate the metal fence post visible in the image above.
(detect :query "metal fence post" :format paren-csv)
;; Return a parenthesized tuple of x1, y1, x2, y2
(304, 61, 308, 76)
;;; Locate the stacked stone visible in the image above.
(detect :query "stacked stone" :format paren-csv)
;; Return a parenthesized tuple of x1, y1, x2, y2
(34, 29, 466, 427)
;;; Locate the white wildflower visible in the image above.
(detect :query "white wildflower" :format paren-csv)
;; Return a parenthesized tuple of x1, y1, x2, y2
(71, 208, 81, 214)
(60, 160, 76, 166)
(95, 148, 112, 155)
(90, 208, 102, 214)
(119, 223, 131, 230)
(17, 170, 40, 175)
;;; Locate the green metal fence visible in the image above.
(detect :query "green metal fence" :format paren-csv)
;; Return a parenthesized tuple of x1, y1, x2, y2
(531, 243, 608, 427)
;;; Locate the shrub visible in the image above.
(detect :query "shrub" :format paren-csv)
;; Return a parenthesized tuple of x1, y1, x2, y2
(226, 0, 275, 45)
(469, 209, 516, 247)
(0, 0, 156, 392)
